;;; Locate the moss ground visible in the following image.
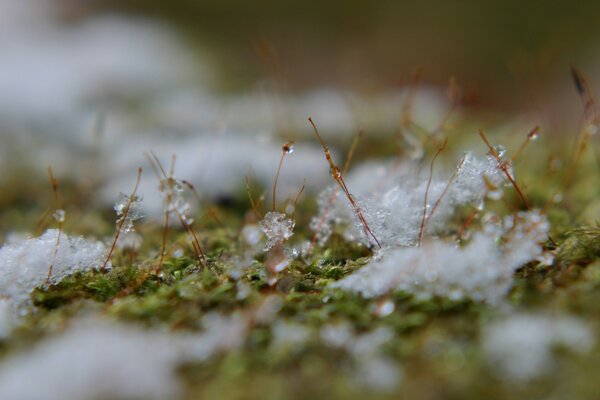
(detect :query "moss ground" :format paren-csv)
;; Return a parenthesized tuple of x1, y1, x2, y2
(1, 120, 599, 399)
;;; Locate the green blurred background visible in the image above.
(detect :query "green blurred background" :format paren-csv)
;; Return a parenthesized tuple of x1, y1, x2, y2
(84, 0, 600, 110)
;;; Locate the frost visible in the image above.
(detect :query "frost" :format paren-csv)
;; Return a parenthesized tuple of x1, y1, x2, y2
(158, 178, 196, 225)
(0, 313, 248, 400)
(312, 150, 509, 248)
(331, 211, 550, 304)
(482, 313, 594, 382)
(52, 209, 65, 223)
(260, 211, 295, 251)
(114, 192, 143, 233)
(0, 229, 106, 315)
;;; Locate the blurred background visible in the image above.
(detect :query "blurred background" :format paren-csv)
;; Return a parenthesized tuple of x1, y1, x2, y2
(1, 0, 599, 217)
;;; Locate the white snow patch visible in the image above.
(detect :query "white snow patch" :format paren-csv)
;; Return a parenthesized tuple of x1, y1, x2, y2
(0, 313, 248, 400)
(482, 313, 594, 382)
(319, 323, 402, 392)
(0, 229, 106, 317)
(330, 211, 550, 304)
(102, 134, 331, 217)
(312, 150, 509, 248)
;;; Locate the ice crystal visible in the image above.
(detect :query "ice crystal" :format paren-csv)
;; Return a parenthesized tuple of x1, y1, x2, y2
(482, 313, 594, 382)
(259, 211, 295, 251)
(114, 192, 143, 233)
(331, 211, 550, 304)
(0, 230, 106, 315)
(52, 209, 65, 223)
(312, 150, 509, 249)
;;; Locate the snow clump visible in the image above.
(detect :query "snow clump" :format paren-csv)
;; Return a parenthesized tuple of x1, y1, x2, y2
(330, 211, 550, 304)
(312, 150, 509, 249)
(0, 229, 106, 316)
(0, 313, 248, 400)
(482, 313, 594, 382)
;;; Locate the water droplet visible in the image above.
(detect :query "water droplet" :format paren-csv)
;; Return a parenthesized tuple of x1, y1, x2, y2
(372, 299, 395, 317)
(283, 142, 295, 154)
(52, 209, 66, 223)
(529, 131, 539, 140)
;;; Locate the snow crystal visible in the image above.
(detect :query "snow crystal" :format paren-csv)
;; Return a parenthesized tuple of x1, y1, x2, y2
(0, 229, 106, 315)
(114, 192, 143, 233)
(482, 313, 594, 382)
(260, 211, 295, 251)
(52, 209, 65, 223)
(331, 211, 550, 304)
(312, 150, 509, 249)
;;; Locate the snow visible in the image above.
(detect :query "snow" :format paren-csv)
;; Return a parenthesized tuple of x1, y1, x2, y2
(330, 211, 550, 304)
(114, 193, 144, 234)
(0, 230, 106, 317)
(260, 212, 295, 251)
(319, 323, 403, 391)
(312, 150, 508, 248)
(0, 313, 248, 400)
(482, 313, 594, 382)
(102, 134, 331, 218)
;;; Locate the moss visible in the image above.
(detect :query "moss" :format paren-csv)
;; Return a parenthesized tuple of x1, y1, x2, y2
(556, 225, 600, 265)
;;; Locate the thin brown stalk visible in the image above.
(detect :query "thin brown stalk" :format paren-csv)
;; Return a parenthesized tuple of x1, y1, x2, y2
(272, 142, 294, 211)
(309, 129, 364, 248)
(511, 126, 540, 162)
(309, 117, 381, 249)
(181, 179, 229, 234)
(431, 77, 460, 134)
(245, 176, 263, 220)
(46, 167, 63, 283)
(418, 139, 448, 245)
(291, 180, 306, 220)
(426, 154, 467, 228)
(34, 206, 52, 237)
(147, 153, 207, 270)
(565, 66, 598, 186)
(101, 167, 142, 273)
(479, 130, 530, 209)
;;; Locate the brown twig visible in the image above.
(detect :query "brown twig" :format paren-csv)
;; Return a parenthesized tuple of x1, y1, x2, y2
(426, 153, 467, 229)
(309, 117, 382, 249)
(290, 180, 306, 220)
(272, 142, 294, 211)
(310, 129, 364, 248)
(245, 175, 263, 220)
(46, 167, 63, 283)
(565, 66, 599, 186)
(511, 126, 540, 162)
(101, 167, 143, 273)
(146, 153, 207, 271)
(479, 130, 530, 209)
(418, 139, 448, 245)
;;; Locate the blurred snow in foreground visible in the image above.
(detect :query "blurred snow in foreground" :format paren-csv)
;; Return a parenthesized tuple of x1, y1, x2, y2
(482, 313, 594, 382)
